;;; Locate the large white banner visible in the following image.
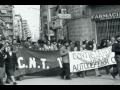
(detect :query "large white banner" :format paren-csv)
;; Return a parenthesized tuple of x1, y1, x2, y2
(69, 47, 116, 73)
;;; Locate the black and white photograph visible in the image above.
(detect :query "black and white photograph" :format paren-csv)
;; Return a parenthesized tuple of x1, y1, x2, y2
(0, 5, 120, 85)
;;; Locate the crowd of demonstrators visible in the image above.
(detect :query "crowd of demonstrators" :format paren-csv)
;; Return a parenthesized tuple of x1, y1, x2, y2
(23, 38, 58, 51)
(21, 36, 120, 80)
(59, 36, 120, 80)
(0, 34, 119, 83)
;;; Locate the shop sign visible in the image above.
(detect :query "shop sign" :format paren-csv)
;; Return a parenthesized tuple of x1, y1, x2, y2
(92, 12, 120, 20)
(48, 30, 54, 36)
(57, 14, 71, 19)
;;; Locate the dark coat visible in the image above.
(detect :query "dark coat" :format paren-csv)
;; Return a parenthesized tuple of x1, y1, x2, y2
(0, 43, 5, 68)
(0, 52, 5, 68)
(5, 52, 18, 70)
(112, 43, 120, 55)
(86, 41, 94, 50)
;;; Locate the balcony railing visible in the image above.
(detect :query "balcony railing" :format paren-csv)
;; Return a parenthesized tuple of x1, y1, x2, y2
(5, 20, 13, 23)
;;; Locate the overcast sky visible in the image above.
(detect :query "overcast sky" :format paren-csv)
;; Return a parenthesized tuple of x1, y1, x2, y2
(14, 5, 40, 41)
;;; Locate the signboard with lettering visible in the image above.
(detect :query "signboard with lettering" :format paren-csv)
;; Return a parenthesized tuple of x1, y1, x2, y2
(92, 12, 120, 20)
(69, 46, 116, 73)
(57, 14, 71, 19)
(48, 30, 54, 36)
(15, 47, 62, 76)
(53, 19, 63, 29)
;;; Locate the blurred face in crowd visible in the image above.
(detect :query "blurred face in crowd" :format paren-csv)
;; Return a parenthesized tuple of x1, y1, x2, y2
(117, 37, 120, 42)
(111, 37, 115, 42)
(13, 40, 17, 44)
(107, 39, 109, 43)
(35, 42, 38, 46)
(0, 36, 2, 41)
(7, 46, 11, 52)
(47, 41, 51, 45)
(6, 42, 9, 46)
(92, 39, 95, 43)
(86, 40, 88, 44)
(65, 42, 69, 47)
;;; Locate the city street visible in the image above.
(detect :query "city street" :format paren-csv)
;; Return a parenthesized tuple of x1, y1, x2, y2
(1, 5, 120, 85)
(16, 75, 120, 85)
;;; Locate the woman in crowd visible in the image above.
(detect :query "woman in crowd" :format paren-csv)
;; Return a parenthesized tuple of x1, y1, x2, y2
(81, 40, 87, 50)
(5, 45, 18, 85)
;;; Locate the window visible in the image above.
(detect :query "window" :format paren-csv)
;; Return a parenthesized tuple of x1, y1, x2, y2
(6, 24, 10, 28)
(50, 7, 57, 17)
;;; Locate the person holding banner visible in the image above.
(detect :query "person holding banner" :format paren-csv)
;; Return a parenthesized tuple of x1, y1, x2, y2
(86, 40, 101, 77)
(60, 40, 71, 80)
(92, 40, 102, 77)
(74, 41, 85, 78)
(111, 35, 120, 79)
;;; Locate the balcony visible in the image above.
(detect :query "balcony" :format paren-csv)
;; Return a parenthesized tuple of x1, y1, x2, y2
(0, 13, 13, 17)
(6, 26, 13, 30)
(5, 20, 13, 23)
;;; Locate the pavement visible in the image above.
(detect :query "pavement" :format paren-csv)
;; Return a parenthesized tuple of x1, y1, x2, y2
(7, 75, 120, 85)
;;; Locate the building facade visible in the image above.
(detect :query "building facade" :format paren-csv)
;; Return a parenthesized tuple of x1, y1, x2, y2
(13, 14, 23, 40)
(57, 5, 120, 44)
(40, 5, 48, 40)
(41, 5, 120, 44)
(0, 18, 6, 37)
(22, 20, 31, 40)
(40, 5, 58, 41)
(0, 5, 14, 38)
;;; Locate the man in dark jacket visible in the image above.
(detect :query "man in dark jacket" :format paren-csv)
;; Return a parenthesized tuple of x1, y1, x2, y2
(111, 35, 120, 79)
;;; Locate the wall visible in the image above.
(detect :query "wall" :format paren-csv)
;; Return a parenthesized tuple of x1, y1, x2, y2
(62, 5, 94, 42)
(0, 5, 13, 37)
